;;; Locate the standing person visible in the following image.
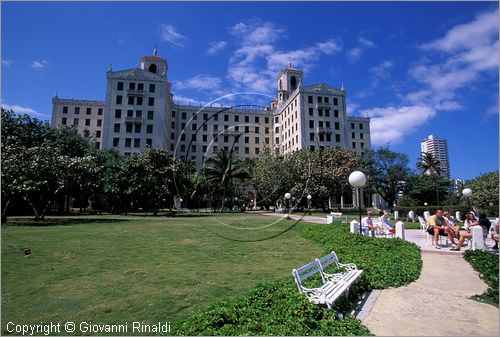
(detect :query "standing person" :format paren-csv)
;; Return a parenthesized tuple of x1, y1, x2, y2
(379, 210, 395, 235)
(426, 208, 449, 249)
(361, 211, 379, 237)
(451, 212, 491, 251)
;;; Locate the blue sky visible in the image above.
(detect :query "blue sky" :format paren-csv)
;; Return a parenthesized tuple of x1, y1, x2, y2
(2, 1, 498, 180)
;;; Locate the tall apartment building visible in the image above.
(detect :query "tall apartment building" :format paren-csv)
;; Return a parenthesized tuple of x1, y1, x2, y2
(51, 51, 371, 169)
(420, 134, 450, 178)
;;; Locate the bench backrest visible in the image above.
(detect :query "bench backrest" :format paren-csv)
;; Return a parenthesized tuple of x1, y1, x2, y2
(292, 260, 322, 293)
(316, 251, 341, 282)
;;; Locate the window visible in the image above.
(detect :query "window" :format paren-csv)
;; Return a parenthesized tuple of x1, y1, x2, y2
(235, 126, 239, 132)
(213, 114, 218, 121)
(202, 135, 207, 142)
(116, 95, 122, 104)
(95, 142, 100, 148)
(352, 142, 356, 148)
(181, 112, 186, 120)
(171, 132, 175, 140)
(245, 147, 250, 154)
(191, 145, 196, 152)
(309, 120, 314, 128)
(234, 146, 239, 154)
(245, 116, 249, 123)
(213, 146, 218, 153)
(203, 113, 208, 120)
(73, 118, 79, 126)
(83, 130, 90, 138)
(359, 123, 364, 130)
(360, 133, 364, 140)
(96, 130, 101, 138)
(265, 137, 269, 144)
(244, 126, 249, 133)
(275, 126, 279, 133)
(255, 126, 259, 133)
(325, 97, 329, 103)
(171, 122, 175, 129)
(265, 127, 269, 134)
(318, 109, 323, 117)
(335, 134, 340, 142)
(138, 83, 144, 91)
(255, 137, 260, 144)
(136, 97, 143, 106)
(61, 117, 67, 125)
(113, 138, 119, 147)
(115, 109, 122, 118)
(148, 97, 154, 106)
(135, 125, 141, 133)
(117, 82, 124, 90)
(265, 117, 269, 123)
(335, 122, 339, 130)
(86, 108, 92, 115)
(326, 134, 331, 142)
(255, 148, 260, 155)
(146, 138, 152, 147)
(127, 110, 133, 117)
(325, 109, 330, 117)
(136, 110, 142, 118)
(275, 116, 279, 123)
(351, 123, 355, 129)
(309, 108, 313, 116)
(326, 121, 331, 127)
(352, 132, 355, 139)
(191, 134, 196, 141)
(124, 124, 132, 133)
(62, 106, 68, 114)
(203, 124, 207, 131)
(192, 123, 197, 131)
(114, 123, 121, 132)
(275, 137, 279, 144)
(147, 111, 154, 120)
(319, 121, 324, 127)
(134, 138, 140, 148)
(319, 134, 324, 141)
(98, 108, 103, 115)
(308, 96, 313, 104)
(125, 138, 131, 147)
(318, 96, 323, 103)
(334, 110, 339, 118)
(149, 84, 155, 93)
(361, 142, 365, 149)
(202, 145, 207, 152)
(234, 115, 239, 122)
(224, 135, 229, 143)
(129, 82, 135, 90)
(181, 134, 186, 141)
(255, 116, 259, 123)
(334, 97, 338, 105)
(128, 96, 134, 105)
(244, 137, 249, 144)
(145, 125, 152, 134)
(213, 124, 218, 131)
(75, 107, 80, 114)
(224, 114, 229, 122)
(310, 133, 315, 141)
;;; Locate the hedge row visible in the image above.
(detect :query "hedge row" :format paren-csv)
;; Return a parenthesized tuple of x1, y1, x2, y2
(463, 250, 499, 307)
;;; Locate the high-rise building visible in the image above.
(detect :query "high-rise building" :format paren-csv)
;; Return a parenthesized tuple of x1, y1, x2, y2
(420, 134, 450, 178)
(51, 51, 371, 169)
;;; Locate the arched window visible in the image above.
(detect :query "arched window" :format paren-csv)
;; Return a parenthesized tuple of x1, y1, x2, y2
(290, 76, 297, 91)
(148, 64, 157, 74)
(279, 79, 282, 90)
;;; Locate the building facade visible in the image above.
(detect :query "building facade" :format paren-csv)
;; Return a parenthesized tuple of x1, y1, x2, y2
(420, 134, 450, 178)
(51, 51, 371, 169)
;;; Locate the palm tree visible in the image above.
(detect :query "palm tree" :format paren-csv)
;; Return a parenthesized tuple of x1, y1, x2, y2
(416, 152, 443, 205)
(203, 149, 250, 211)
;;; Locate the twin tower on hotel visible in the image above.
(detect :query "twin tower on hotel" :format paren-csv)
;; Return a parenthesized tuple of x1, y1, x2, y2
(52, 50, 372, 172)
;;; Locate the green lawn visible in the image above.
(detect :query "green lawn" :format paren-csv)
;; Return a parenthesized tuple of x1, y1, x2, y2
(1, 214, 322, 335)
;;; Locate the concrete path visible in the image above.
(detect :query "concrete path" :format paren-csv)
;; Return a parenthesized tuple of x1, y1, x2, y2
(361, 252, 499, 336)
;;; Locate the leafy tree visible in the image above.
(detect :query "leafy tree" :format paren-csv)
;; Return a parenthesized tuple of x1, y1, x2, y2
(404, 173, 452, 207)
(465, 171, 499, 216)
(416, 152, 444, 205)
(203, 149, 250, 211)
(364, 148, 411, 211)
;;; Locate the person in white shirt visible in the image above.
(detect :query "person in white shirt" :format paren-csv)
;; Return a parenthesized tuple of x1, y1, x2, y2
(444, 210, 461, 244)
(379, 210, 396, 234)
(361, 211, 379, 237)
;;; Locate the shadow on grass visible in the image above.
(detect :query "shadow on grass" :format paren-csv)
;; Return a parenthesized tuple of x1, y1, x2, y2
(3, 218, 131, 227)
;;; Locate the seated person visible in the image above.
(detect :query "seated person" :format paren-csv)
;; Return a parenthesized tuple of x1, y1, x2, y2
(444, 210, 461, 243)
(361, 211, 379, 237)
(426, 208, 450, 248)
(379, 210, 396, 234)
(451, 212, 491, 251)
(492, 222, 499, 250)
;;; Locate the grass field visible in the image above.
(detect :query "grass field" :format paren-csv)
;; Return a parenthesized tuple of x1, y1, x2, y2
(1, 214, 322, 335)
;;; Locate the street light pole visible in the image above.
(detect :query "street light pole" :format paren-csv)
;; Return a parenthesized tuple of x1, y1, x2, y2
(349, 171, 367, 235)
(285, 193, 291, 220)
(462, 188, 472, 213)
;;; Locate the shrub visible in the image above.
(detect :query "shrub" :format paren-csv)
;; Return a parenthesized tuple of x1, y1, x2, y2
(174, 279, 372, 336)
(463, 250, 499, 307)
(301, 224, 422, 289)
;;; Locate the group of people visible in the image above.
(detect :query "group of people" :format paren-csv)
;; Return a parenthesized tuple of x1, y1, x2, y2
(426, 208, 498, 251)
(359, 210, 396, 237)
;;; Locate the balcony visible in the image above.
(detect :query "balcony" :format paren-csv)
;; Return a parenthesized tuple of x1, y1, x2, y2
(316, 102, 331, 109)
(212, 129, 242, 136)
(317, 127, 333, 134)
(125, 117, 144, 124)
(126, 89, 145, 96)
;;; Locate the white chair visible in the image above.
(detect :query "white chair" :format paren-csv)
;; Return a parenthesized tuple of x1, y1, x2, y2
(418, 216, 428, 233)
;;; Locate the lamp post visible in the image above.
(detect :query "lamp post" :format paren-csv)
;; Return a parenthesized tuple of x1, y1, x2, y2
(349, 171, 367, 234)
(307, 194, 312, 211)
(462, 188, 472, 212)
(285, 193, 292, 220)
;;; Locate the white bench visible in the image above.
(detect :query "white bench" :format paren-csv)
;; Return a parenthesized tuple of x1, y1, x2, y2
(292, 251, 363, 309)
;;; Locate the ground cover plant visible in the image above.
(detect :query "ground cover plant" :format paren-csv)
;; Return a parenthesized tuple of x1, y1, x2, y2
(463, 250, 499, 307)
(1, 214, 322, 335)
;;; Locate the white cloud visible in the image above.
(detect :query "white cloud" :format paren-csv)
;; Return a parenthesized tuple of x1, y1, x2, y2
(31, 60, 48, 69)
(1, 102, 44, 118)
(206, 41, 227, 55)
(226, 20, 342, 94)
(346, 103, 360, 116)
(346, 47, 363, 62)
(358, 37, 376, 48)
(171, 94, 205, 106)
(370, 60, 394, 87)
(177, 75, 222, 91)
(362, 105, 436, 145)
(2, 59, 13, 67)
(160, 24, 187, 47)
